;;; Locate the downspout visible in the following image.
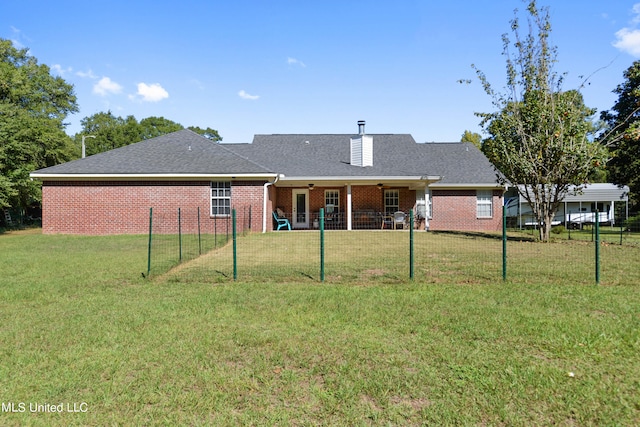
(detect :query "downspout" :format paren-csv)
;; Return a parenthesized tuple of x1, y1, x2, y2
(346, 184, 352, 230)
(263, 174, 280, 233)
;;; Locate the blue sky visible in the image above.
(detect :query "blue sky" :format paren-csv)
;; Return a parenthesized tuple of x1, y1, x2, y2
(3, 1, 640, 143)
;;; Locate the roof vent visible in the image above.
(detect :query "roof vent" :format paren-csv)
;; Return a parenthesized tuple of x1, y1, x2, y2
(357, 120, 366, 135)
(350, 120, 373, 167)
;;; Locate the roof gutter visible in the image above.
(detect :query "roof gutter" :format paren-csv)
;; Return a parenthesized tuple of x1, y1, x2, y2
(29, 173, 279, 181)
(429, 182, 505, 190)
(277, 175, 440, 182)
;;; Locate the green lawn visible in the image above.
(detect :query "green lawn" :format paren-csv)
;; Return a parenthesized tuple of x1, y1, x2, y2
(1, 229, 638, 425)
(510, 225, 640, 247)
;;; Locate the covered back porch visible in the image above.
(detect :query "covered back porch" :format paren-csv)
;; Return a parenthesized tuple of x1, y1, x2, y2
(270, 177, 439, 231)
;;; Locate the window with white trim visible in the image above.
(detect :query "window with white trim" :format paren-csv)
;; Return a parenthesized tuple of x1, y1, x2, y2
(384, 189, 399, 214)
(325, 190, 340, 213)
(476, 190, 493, 218)
(211, 182, 231, 216)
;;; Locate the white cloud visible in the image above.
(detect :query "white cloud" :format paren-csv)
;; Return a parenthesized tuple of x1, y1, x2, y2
(287, 57, 306, 67)
(51, 64, 72, 76)
(613, 3, 640, 56)
(634, 3, 640, 23)
(614, 28, 640, 56)
(77, 69, 97, 79)
(135, 82, 169, 102)
(238, 90, 260, 100)
(93, 77, 123, 96)
(10, 26, 25, 49)
(189, 78, 205, 90)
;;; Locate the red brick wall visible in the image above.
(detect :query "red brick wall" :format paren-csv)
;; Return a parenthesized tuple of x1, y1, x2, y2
(352, 186, 382, 211)
(274, 186, 417, 214)
(429, 189, 503, 232)
(259, 185, 503, 232)
(352, 186, 416, 212)
(231, 181, 265, 232)
(274, 187, 289, 214)
(41, 180, 266, 235)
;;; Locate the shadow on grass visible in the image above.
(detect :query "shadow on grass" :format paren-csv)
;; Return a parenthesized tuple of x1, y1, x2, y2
(431, 230, 537, 242)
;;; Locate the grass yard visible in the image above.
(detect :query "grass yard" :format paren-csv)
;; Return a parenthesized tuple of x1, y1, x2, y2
(0, 229, 638, 425)
(510, 225, 640, 247)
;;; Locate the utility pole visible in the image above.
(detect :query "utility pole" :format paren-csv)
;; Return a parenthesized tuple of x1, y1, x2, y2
(81, 135, 96, 158)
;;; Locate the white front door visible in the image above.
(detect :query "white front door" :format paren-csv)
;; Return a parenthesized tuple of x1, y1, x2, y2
(292, 189, 309, 228)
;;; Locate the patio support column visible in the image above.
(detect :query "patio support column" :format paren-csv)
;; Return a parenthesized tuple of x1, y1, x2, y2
(346, 184, 352, 230)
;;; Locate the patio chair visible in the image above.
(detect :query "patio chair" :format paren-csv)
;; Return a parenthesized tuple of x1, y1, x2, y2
(273, 211, 291, 231)
(393, 211, 406, 229)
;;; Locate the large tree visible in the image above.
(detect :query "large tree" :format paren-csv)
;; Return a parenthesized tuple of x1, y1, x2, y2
(187, 126, 222, 142)
(76, 114, 222, 156)
(0, 39, 78, 213)
(473, 1, 606, 241)
(460, 130, 482, 149)
(76, 111, 140, 156)
(600, 61, 640, 210)
(139, 116, 183, 140)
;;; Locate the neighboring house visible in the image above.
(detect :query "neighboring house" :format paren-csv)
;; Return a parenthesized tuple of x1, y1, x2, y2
(505, 184, 630, 229)
(30, 122, 504, 235)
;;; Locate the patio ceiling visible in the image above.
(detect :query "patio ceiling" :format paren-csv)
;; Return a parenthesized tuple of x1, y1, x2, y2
(275, 175, 442, 190)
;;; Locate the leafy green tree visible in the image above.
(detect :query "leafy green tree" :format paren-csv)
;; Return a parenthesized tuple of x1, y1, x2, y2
(75, 111, 140, 156)
(188, 126, 222, 142)
(460, 130, 482, 149)
(0, 39, 78, 213)
(472, 1, 605, 241)
(76, 114, 222, 155)
(600, 61, 640, 210)
(139, 116, 183, 140)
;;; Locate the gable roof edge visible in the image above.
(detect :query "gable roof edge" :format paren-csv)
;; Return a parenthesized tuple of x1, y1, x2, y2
(30, 173, 278, 181)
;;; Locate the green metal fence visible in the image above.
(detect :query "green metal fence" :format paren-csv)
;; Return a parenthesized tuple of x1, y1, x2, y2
(147, 207, 640, 285)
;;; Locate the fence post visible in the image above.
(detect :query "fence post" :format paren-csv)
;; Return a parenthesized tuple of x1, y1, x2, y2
(178, 207, 182, 262)
(620, 222, 623, 246)
(147, 207, 153, 277)
(502, 204, 507, 281)
(595, 209, 600, 285)
(320, 208, 325, 282)
(409, 209, 414, 280)
(233, 209, 237, 281)
(197, 206, 202, 255)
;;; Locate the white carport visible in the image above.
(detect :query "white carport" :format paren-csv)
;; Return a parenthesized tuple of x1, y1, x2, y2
(505, 184, 630, 229)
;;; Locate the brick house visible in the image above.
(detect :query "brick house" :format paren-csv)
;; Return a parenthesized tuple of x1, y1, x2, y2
(31, 122, 504, 235)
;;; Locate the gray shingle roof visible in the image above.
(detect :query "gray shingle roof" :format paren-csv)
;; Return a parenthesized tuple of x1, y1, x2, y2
(33, 129, 271, 176)
(32, 129, 501, 186)
(225, 134, 500, 185)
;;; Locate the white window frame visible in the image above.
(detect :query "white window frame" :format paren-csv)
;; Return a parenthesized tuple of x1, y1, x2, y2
(384, 189, 399, 214)
(211, 181, 231, 216)
(325, 189, 340, 213)
(476, 190, 493, 218)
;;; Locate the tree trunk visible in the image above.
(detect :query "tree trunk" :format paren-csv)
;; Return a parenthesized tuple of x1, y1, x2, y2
(539, 218, 552, 241)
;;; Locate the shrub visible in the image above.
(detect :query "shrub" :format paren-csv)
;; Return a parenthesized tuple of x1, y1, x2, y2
(624, 214, 640, 232)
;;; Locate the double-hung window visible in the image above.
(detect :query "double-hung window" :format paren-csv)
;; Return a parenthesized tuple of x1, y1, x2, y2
(476, 190, 493, 218)
(211, 182, 231, 216)
(384, 190, 399, 214)
(325, 190, 340, 213)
